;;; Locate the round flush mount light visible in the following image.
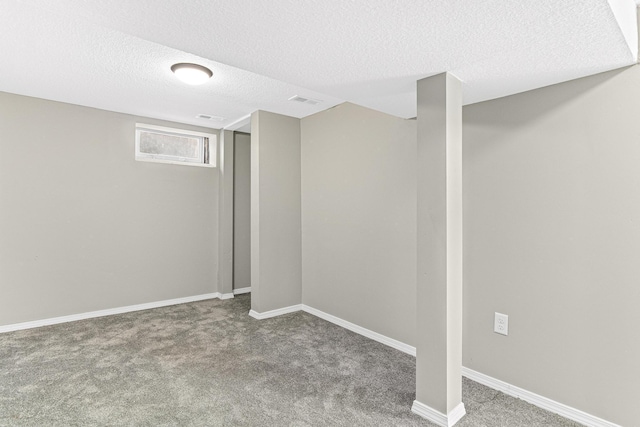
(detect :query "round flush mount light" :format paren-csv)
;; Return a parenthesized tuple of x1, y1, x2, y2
(171, 63, 213, 85)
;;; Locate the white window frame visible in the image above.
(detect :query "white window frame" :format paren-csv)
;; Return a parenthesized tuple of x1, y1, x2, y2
(135, 123, 217, 168)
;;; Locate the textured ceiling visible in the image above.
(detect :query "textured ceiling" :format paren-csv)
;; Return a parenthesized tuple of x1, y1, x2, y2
(0, 0, 637, 129)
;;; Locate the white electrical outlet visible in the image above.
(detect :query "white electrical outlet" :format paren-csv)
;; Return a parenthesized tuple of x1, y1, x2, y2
(494, 312, 509, 336)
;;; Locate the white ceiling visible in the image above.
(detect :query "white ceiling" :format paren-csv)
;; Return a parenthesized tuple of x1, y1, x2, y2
(0, 0, 637, 129)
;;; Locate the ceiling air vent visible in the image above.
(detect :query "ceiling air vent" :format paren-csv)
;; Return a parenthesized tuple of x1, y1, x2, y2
(288, 95, 322, 106)
(196, 114, 225, 121)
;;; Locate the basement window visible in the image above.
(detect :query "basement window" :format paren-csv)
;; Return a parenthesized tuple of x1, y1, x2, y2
(135, 124, 216, 167)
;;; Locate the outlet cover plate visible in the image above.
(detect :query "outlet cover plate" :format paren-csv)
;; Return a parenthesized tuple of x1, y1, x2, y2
(494, 312, 509, 336)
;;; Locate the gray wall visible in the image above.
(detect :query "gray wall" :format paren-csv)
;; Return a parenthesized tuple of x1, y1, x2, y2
(233, 132, 251, 290)
(0, 92, 219, 326)
(301, 103, 417, 346)
(250, 111, 301, 313)
(463, 66, 640, 426)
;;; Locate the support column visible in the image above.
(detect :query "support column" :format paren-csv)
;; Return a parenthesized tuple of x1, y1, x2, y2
(249, 111, 302, 318)
(412, 73, 465, 427)
(218, 129, 234, 299)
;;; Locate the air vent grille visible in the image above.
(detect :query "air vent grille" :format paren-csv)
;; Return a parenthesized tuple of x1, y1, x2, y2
(288, 95, 322, 106)
(196, 114, 225, 121)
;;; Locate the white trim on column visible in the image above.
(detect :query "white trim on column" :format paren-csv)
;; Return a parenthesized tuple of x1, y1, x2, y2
(248, 304, 302, 320)
(411, 401, 466, 427)
(461, 368, 622, 427)
(217, 129, 235, 298)
(0, 293, 221, 334)
(233, 286, 251, 295)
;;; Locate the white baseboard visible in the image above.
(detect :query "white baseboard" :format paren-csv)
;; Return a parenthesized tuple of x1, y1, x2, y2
(248, 304, 303, 320)
(301, 304, 417, 356)
(448, 402, 467, 426)
(411, 401, 466, 427)
(461, 367, 620, 427)
(219, 293, 235, 300)
(246, 302, 416, 356)
(233, 286, 251, 295)
(0, 293, 221, 334)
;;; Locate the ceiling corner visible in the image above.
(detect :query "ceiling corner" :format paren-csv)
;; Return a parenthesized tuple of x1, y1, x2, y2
(607, 0, 638, 62)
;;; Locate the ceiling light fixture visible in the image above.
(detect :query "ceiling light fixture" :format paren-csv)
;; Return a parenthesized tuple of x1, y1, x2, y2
(171, 63, 212, 85)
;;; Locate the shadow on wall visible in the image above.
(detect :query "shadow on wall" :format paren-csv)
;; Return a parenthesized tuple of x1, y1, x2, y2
(463, 67, 630, 128)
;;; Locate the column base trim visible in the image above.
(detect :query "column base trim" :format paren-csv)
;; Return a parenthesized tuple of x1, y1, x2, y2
(411, 401, 466, 427)
(248, 304, 303, 320)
